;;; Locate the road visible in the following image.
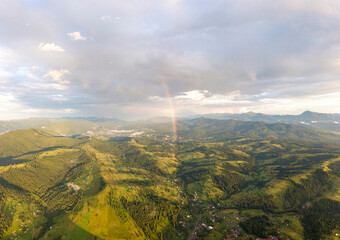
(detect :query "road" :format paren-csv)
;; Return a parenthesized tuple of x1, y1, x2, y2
(189, 213, 202, 240)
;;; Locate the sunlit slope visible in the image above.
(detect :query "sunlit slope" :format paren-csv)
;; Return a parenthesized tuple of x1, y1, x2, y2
(0, 128, 85, 164)
(0, 125, 339, 240)
(84, 139, 183, 239)
(0, 118, 124, 136)
(0, 131, 182, 240)
(0, 140, 91, 239)
(173, 139, 340, 239)
(40, 139, 182, 240)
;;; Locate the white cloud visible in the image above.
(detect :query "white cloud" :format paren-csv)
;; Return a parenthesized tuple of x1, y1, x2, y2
(50, 84, 67, 91)
(44, 69, 70, 84)
(174, 90, 208, 101)
(0, 93, 16, 105)
(67, 32, 86, 41)
(31, 66, 40, 70)
(29, 83, 68, 91)
(64, 108, 77, 113)
(27, 73, 35, 79)
(50, 94, 68, 102)
(0, 69, 12, 82)
(101, 16, 121, 22)
(0, 93, 24, 117)
(38, 43, 64, 52)
(101, 16, 112, 21)
(48, 83, 69, 91)
(147, 90, 340, 117)
(20, 108, 78, 115)
(2, 0, 340, 120)
(172, 90, 248, 105)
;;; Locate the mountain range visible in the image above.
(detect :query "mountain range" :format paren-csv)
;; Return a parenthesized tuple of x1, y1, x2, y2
(0, 122, 339, 239)
(198, 110, 340, 133)
(1, 111, 340, 138)
(0, 111, 339, 239)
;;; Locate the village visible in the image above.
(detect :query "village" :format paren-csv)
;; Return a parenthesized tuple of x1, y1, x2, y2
(175, 191, 288, 240)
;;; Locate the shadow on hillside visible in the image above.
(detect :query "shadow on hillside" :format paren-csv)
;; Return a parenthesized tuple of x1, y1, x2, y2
(0, 146, 70, 166)
(116, 168, 147, 175)
(0, 158, 30, 166)
(0, 176, 27, 192)
(114, 179, 154, 187)
(37, 217, 102, 240)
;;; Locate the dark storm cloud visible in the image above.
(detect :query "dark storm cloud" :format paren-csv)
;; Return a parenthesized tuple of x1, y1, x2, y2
(1, 0, 340, 119)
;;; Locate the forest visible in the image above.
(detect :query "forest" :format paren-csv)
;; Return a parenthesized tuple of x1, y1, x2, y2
(0, 127, 339, 239)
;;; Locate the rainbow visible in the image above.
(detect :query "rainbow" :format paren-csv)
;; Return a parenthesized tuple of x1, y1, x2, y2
(162, 80, 178, 143)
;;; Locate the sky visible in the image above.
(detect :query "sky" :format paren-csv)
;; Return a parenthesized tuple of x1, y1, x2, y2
(1, 0, 340, 120)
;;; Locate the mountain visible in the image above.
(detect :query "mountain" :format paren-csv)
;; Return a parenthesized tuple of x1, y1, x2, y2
(200, 110, 340, 132)
(0, 128, 86, 165)
(0, 118, 124, 136)
(0, 127, 339, 239)
(170, 117, 340, 143)
(0, 124, 339, 239)
(2, 111, 340, 138)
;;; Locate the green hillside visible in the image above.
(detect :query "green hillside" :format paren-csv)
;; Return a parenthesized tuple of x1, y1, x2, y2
(0, 129, 85, 165)
(0, 125, 339, 240)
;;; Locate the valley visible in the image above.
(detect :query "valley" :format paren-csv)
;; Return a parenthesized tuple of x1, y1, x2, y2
(0, 119, 339, 240)
(2, 1, 340, 239)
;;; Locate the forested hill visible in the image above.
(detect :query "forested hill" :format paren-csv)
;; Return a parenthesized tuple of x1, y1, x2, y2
(2, 115, 340, 145)
(174, 117, 340, 143)
(0, 127, 339, 239)
(200, 110, 340, 133)
(0, 128, 86, 165)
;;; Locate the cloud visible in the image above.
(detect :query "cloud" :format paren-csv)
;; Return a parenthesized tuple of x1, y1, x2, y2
(101, 16, 112, 21)
(174, 90, 209, 101)
(149, 90, 340, 116)
(67, 32, 86, 41)
(101, 16, 121, 22)
(31, 66, 40, 70)
(64, 108, 77, 113)
(151, 89, 251, 111)
(38, 43, 64, 52)
(1, 0, 340, 119)
(44, 69, 70, 84)
(27, 73, 35, 79)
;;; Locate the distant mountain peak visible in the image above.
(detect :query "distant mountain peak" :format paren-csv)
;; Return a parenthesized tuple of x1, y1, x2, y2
(301, 110, 314, 115)
(244, 111, 257, 116)
(300, 110, 331, 117)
